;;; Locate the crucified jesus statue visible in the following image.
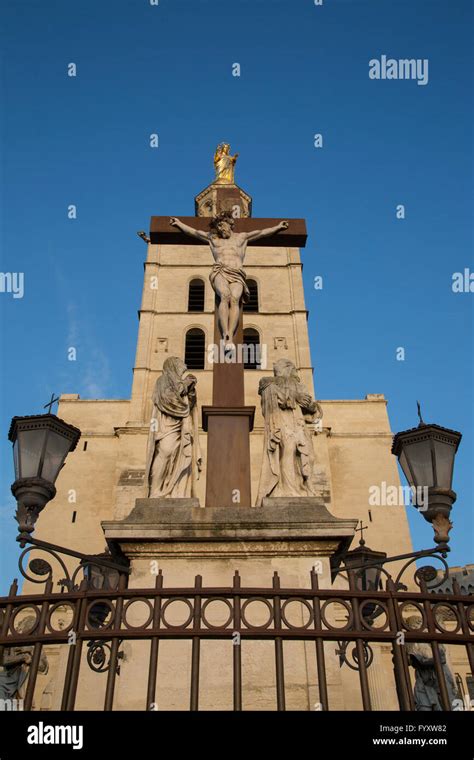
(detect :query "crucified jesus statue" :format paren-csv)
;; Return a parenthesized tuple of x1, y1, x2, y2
(170, 212, 288, 349)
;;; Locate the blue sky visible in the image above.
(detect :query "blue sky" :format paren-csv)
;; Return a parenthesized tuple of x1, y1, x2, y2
(0, 0, 472, 591)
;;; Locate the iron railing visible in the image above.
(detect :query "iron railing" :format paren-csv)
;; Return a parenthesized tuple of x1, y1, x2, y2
(0, 567, 473, 712)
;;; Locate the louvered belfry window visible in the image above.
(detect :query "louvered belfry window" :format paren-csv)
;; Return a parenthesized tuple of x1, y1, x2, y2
(243, 279, 259, 313)
(188, 279, 205, 312)
(242, 328, 260, 370)
(185, 328, 205, 370)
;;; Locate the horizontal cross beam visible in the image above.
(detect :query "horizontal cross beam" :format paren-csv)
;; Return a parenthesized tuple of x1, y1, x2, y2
(149, 216, 307, 247)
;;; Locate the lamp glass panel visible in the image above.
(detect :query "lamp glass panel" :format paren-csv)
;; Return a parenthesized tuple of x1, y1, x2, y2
(402, 439, 434, 488)
(432, 439, 455, 489)
(17, 429, 46, 478)
(13, 439, 20, 480)
(40, 430, 72, 483)
(365, 566, 381, 592)
(398, 450, 414, 487)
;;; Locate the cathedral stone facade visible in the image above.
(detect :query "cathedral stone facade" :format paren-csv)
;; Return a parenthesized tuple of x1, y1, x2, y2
(26, 174, 439, 711)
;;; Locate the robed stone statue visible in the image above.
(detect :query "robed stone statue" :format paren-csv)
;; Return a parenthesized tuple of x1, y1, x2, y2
(145, 357, 202, 499)
(0, 616, 48, 705)
(256, 359, 323, 506)
(405, 616, 457, 711)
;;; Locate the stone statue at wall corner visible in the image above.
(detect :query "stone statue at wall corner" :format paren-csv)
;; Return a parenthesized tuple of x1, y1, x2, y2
(0, 616, 49, 706)
(255, 358, 323, 506)
(144, 357, 202, 500)
(405, 615, 458, 711)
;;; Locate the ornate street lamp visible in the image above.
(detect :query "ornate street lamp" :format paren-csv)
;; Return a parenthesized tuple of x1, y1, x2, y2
(343, 537, 387, 594)
(392, 409, 462, 552)
(8, 409, 130, 588)
(337, 523, 387, 621)
(9, 413, 81, 536)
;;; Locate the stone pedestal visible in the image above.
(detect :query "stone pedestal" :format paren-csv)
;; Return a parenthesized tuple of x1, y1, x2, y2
(101, 497, 356, 710)
(102, 496, 356, 564)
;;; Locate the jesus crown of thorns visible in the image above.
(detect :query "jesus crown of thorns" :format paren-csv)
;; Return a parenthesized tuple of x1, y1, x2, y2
(209, 210, 236, 233)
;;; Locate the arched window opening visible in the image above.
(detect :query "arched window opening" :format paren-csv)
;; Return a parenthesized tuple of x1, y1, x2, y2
(242, 328, 260, 370)
(243, 279, 259, 313)
(185, 328, 205, 370)
(188, 279, 205, 312)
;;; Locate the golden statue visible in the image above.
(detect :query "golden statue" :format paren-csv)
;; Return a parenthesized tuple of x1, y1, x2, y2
(213, 143, 238, 184)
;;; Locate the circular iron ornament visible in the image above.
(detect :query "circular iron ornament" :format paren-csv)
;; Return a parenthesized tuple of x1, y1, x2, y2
(240, 597, 274, 630)
(122, 598, 154, 630)
(415, 565, 438, 584)
(466, 605, 474, 632)
(341, 641, 374, 671)
(160, 598, 194, 629)
(359, 600, 390, 632)
(29, 558, 52, 577)
(431, 603, 461, 634)
(201, 597, 233, 630)
(10, 605, 40, 635)
(399, 601, 427, 631)
(46, 602, 76, 634)
(320, 599, 354, 632)
(87, 641, 112, 673)
(85, 599, 116, 630)
(18, 546, 70, 587)
(280, 598, 314, 630)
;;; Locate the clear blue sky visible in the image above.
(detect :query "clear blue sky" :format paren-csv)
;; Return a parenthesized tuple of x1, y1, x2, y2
(0, 0, 472, 591)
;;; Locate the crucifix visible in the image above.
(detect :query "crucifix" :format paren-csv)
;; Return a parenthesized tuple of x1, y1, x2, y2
(355, 520, 368, 545)
(170, 212, 288, 351)
(43, 394, 60, 414)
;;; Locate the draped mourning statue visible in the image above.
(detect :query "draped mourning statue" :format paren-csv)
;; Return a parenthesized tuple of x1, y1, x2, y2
(144, 357, 202, 499)
(256, 359, 323, 506)
(0, 616, 48, 704)
(405, 616, 457, 711)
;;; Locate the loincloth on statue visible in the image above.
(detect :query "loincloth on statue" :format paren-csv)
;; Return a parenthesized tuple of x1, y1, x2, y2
(209, 263, 250, 302)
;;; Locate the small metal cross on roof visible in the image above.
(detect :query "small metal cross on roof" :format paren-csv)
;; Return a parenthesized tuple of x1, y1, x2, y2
(43, 393, 60, 414)
(416, 400, 425, 427)
(355, 520, 368, 545)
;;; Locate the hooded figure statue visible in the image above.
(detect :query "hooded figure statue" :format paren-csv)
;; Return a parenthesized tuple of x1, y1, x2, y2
(144, 357, 202, 499)
(405, 616, 458, 711)
(0, 616, 48, 706)
(256, 359, 322, 506)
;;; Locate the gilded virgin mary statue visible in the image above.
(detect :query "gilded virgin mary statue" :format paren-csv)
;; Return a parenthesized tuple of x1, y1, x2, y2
(213, 143, 239, 184)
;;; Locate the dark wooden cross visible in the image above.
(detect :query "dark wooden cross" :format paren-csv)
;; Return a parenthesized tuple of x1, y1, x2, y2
(43, 393, 60, 414)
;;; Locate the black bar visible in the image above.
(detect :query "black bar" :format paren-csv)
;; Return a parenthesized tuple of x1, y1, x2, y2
(232, 571, 242, 711)
(272, 573, 286, 711)
(310, 569, 329, 711)
(190, 575, 202, 711)
(24, 579, 52, 710)
(146, 571, 163, 710)
(104, 574, 127, 711)
(348, 571, 372, 711)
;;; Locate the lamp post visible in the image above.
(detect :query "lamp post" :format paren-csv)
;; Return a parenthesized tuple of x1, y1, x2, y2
(9, 413, 81, 537)
(391, 414, 462, 552)
(334, 411, 462, 607)
(8, 411, 129, 586)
